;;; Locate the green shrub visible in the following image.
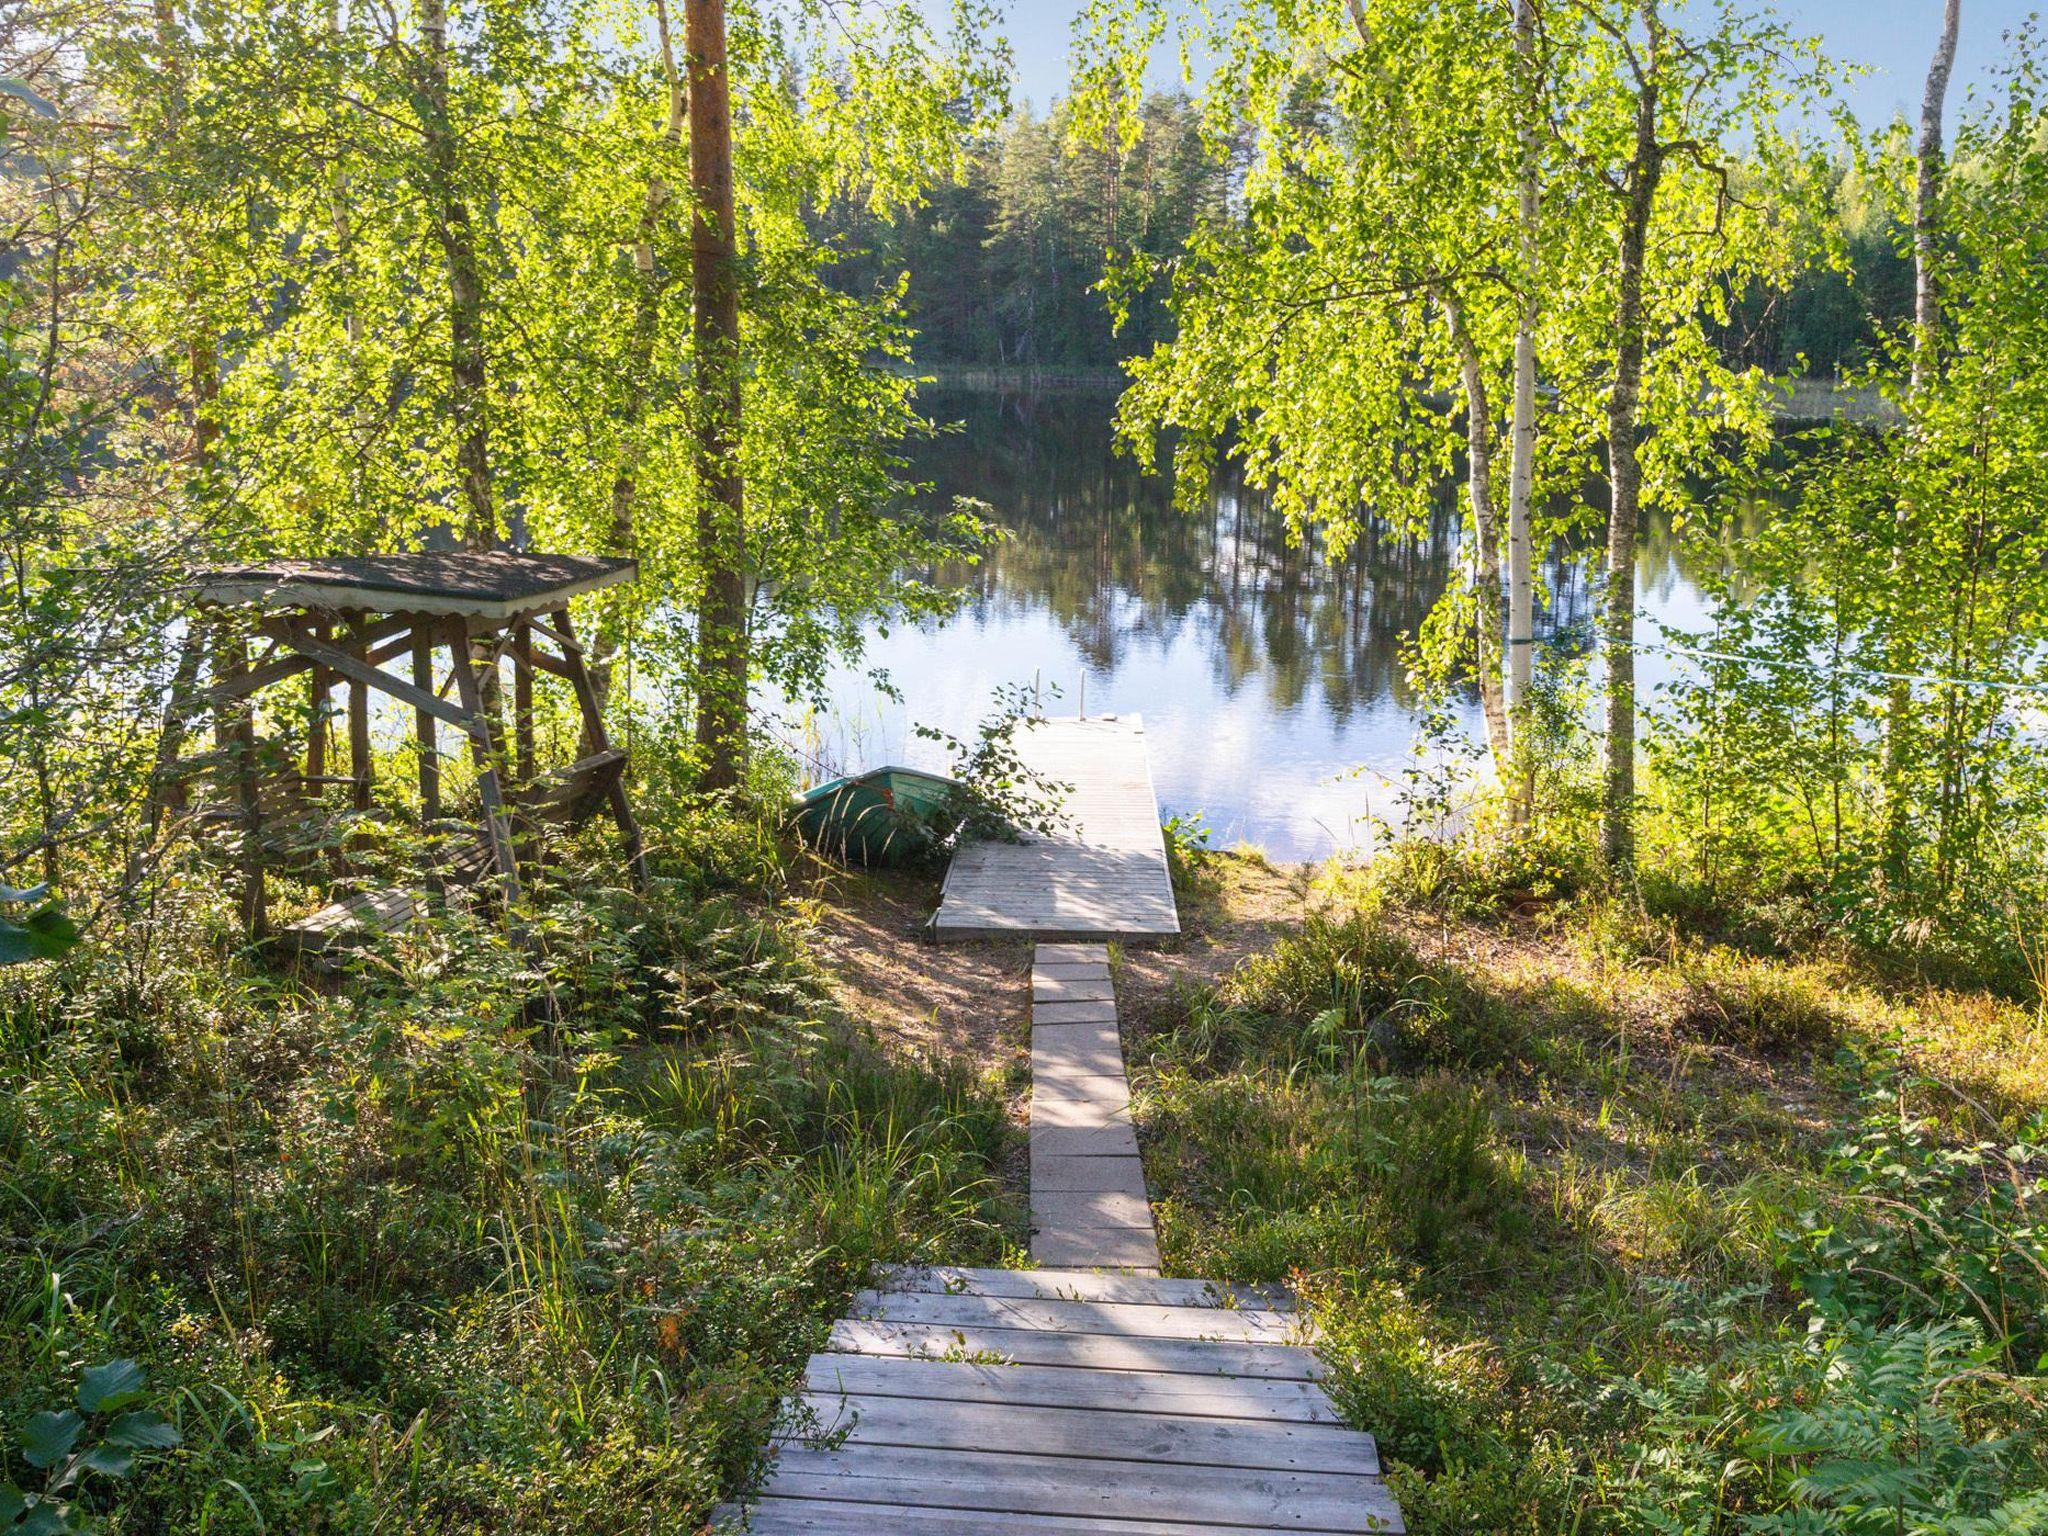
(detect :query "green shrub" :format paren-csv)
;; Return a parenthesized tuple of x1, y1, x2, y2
(1208, 912, 1524, 1071)
(1676, 948, 1844, 1053)
(0, 797, 1010, 1533)
(1379, 827, 1597, 924)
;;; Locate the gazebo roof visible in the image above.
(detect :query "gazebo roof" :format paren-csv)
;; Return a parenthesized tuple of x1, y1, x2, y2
(195, 552, 637, 623)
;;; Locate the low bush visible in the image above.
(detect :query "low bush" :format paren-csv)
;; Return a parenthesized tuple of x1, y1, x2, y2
(0, 799, 1010, 1533)
(1182, 912, 1524, 1073)
(1130, 897, 2048, 1536)
(1675, 948, 1844, 1053)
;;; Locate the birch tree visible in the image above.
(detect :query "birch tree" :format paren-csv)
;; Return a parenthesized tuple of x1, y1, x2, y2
(78, 0, 1007, 782)
(1075, 0, 1568, 780)
(1075, 0, 1814, 869)
(1880, 0, 1962, 882)
(686, 0, 749, 790)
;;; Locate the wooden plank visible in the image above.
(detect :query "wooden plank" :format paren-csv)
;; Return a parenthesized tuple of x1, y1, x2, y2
(1033, 999, 1119, 1024)
(1030, 1124, 1141, 1158)
(1031, 1071, 1131, 1105)
(757, 1443, 1404, 1533)
(1033, 962, 1112, 983)
(1031, 1019, 1123, 1052)
(794, 1392, 1381, 1476)
(881, 1265, 1282, 1309)
(1028, 1188, 1153, 1230)
(1034, 972, 1116, 1002)
(1030, 1094, 1133, 1129)
(277, 887, 418, 953)
(846, 1292, 1296, 1345)
(1035, 1040, 1133, 1080)
(1037, 943, 1110, 964)
(802, 1354, 1330, 1422)
(825, 1321, 1324, 1381)
(722, 1498, 1332, 1536)
(1031, 1227, 1162, 1271)
(1029, 1152, 1150, 1196)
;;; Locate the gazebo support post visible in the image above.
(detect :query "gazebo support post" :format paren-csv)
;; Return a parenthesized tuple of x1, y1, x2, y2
(347, 613, 372, 814)
(447, 618, 522, 905)
(412, 624, 440, 820)
(551, 607, 648, 888)
(210, 613, 268, 939)
(306, 618, 328, 783)
(143, 632, 205, 845)
(512, 621, 535, 785)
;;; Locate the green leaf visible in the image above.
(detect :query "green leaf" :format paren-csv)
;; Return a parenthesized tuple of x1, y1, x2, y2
(75, 1360, 145, 1415)
(0, 906, 80, 966)
(17, 1501, 75, 1536)
(20, 1410, 82, 1469)
(102, 1411, 179, 1451)
(0, 882, 48, 903)
(73, 1446, 134, 1480)
(0, 1484, 27, 1523)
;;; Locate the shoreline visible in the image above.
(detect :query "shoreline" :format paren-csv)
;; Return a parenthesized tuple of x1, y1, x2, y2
(909, 363, 1901, 423)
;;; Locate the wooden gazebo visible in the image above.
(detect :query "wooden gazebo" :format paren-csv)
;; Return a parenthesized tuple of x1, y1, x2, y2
(159, 551, 647, 949)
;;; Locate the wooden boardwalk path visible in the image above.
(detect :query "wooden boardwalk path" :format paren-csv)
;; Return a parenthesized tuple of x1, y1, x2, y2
(723, 940, 1406, 1533)
(1028, 942, 1160, 1272)
(932, 716, 1180, 943)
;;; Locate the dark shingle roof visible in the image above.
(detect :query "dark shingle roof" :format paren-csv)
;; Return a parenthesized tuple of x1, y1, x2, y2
(195, 552, 637, 620)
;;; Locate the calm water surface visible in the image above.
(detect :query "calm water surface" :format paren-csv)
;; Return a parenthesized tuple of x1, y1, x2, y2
(780, 391, 1723, 861)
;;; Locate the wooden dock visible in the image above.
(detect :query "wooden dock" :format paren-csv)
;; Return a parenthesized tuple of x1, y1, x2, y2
(932, 716, 1181, 943)
(723, 941, 1406, 1533)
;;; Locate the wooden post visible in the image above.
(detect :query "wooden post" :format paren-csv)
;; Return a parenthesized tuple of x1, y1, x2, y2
(143, 630, 205, 843)
(412, 624, 440, 819)
(554, 607, 648, 888)
(348, 614, 372, 814)
(448, 619, 521, 905)
(211, 614, 267, 938)
(512, 620, 535, 784)
(306, 618, 328, 782)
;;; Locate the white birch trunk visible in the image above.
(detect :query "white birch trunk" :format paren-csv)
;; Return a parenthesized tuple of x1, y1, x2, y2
(1881, 0, 1960, 882)
(1504, 0, 1539, 820)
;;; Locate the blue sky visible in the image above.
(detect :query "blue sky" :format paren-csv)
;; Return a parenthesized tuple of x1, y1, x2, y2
(980, 0, 2033, 127)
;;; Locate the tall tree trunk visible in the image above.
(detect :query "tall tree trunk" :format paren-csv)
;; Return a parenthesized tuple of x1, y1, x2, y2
(332, 1, 360, 353)
(1910, 0, 1960, 402)
(687, 0, 748, 790)
(153, 1, 217, 470)
(420, 0, 495, 549)
(1504, 0, 1539, 822)
(1443, 295, 1509, 765)
(589, 0, 686, 732)
(1880, 0, 1961, 884)
(1601, 12, 1665, 876)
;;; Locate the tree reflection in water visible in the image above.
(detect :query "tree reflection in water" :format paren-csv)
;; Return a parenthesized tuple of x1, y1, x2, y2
(783, 391, 1707, 861)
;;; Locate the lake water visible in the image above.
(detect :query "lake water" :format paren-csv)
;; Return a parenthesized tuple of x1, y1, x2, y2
(779, 390, 1721, 861)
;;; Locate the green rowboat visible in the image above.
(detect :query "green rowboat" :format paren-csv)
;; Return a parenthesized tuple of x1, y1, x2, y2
(792, 765, 963, 865)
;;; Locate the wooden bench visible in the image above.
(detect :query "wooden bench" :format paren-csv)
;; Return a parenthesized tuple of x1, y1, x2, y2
(276, 885, 419, 956)
(513, 749, 627, 830)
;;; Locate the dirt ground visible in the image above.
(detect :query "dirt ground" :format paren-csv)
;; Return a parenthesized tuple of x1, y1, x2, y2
(1112, 853, 1319, 1028)
(798, 862, 1035, 1069)
(801, 850, 1317, 1075)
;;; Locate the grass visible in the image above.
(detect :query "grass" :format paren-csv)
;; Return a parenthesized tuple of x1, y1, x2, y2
(0, 800, 1017, 1533)
(1123, 855, 2048, 1535)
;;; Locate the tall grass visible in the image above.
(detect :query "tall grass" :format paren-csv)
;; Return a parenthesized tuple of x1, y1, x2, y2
(1129, 900, 2048, 1535)
(0, 806, 1012, 1533)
